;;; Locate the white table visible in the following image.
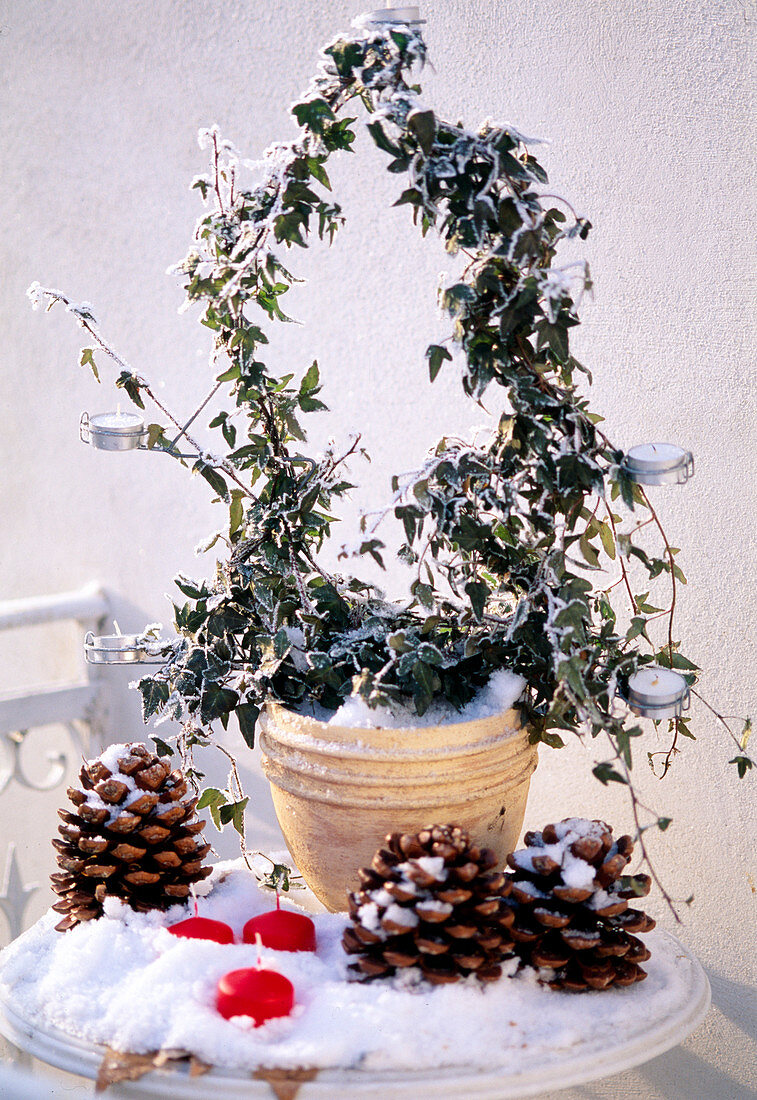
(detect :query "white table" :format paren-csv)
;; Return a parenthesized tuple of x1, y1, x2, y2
(0, 929, 710, 1099)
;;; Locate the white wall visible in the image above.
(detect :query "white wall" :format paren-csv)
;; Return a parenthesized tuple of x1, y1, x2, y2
(1, 1, 755, 1096)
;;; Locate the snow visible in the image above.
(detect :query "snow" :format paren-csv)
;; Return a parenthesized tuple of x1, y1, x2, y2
(560, 853, 597, 891)
(398, 856, 447, 882)
(90, 742, 137, 775)
(356, 903, 381, 933)
(417, 899, 453, 916)
(0, 861, 685, 1075)
(551, 819, 609, 843)
(383, 904, 418, 930)
(512, 879, 548, 900)
(324, 669, 526, 730)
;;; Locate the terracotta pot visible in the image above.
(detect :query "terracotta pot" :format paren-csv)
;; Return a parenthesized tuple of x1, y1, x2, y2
(258, 702, 538, 912)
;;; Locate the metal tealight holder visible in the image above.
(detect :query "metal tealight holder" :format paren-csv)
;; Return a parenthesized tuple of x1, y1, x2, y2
(81, 411, 200, 459)
(80, 412, 147, 451)
(84, 632, 169, 665)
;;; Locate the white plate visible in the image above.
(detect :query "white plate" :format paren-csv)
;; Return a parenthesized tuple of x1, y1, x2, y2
(0, 929, 710, 1099)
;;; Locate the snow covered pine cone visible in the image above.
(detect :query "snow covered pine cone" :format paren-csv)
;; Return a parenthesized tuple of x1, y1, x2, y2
(343, 824, 516, 985)
(504, 818, 654, 991)
(51, 743, 212, 931)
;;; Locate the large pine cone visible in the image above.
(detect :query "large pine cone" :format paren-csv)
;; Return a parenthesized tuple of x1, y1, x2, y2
(342, 824, 516, 985)
(504, 818, 655, 991)
(51, 743, 212, 931)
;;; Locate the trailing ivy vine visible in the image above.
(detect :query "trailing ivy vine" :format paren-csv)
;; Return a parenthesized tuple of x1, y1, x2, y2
(29, 14, 751, 910)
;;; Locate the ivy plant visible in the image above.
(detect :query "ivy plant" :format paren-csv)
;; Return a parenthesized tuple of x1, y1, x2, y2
(29, 13, 751, 909)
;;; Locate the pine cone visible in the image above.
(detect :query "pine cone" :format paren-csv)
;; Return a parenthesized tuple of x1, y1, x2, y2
(51, 743, 212, 931)
(342, 824, 515, 985)
(504, 818, 655, 991)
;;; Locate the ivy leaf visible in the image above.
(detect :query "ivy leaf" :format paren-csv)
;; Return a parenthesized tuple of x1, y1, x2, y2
(740, 718, 752, 752)
(307, 157, 331, 190)
(615, 469, 636, 510)
(539, 321, 570, 362)
(197, 787, 227, 830)
(200, 683, 239, 724)
(366, 119, 401, 157)
(442, 283, 476, 317)
(145, 423, 166, 450)
(728, 755, 753, 778)
(236, 703, 260, 749)
(173, 574, 207, 599)
(407, 108, 436, 155)
(151, 736, 174, 758)
(578, 534, 600, 568)
(299, 392, 327, 412)
(668, 652, 699, 672)
(626, 616, 650, 643)
(291, 98, 335, 134)
(80, 347, 99, 381)
(299, 361, 320, 394)
(394, 187, 423, 210)
(593, 762, 627, 785)
(599, 522, 615, 560)
(229, 489, 245, 537)
(412, 581, 434, 610)
(138, 678, 169, 720)
(426, 344, 452, 382)
(192, 176, 210, 201)
(193, 460, 229, 502)
(115, 370, 145, 409)
(465, 580, 489, 622)
(219, 797, 249, 836)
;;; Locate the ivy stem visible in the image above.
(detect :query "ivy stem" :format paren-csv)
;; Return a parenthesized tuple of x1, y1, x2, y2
(604, 502, 637, 614)
(639, 489, 677, 662)
(638, 487, 680, 774)
(604, 729, 681, 923)
(212, 132, 225, 215)
(214, 741, 253, 871)
(690, 688, 751, 755)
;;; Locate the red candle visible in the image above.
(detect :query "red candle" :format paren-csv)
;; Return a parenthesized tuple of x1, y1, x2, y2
(216, 966, 295, 1024)
(243, 904, 316, 953)
(168, 916, 235, 945)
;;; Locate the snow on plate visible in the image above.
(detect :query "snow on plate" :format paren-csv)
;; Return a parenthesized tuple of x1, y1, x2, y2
(0, 861, 694, 1074)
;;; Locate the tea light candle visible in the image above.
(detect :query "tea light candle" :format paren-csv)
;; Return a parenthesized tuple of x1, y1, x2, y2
(168, 916, 235, 944)
(243, 904, 317, 953)
(623, 443, 694, 486)
(365, 7, 424, 24)
(215, 967, 295, 1025)
(627, 666, 690, 719)
(84, 632, 146, 664)
(85, 410, 146, 451)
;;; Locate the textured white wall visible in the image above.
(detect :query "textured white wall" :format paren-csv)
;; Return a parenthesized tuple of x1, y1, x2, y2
(1, 1, 755, 1096)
